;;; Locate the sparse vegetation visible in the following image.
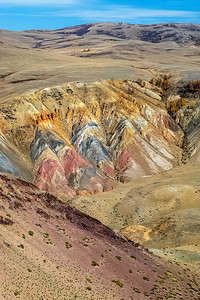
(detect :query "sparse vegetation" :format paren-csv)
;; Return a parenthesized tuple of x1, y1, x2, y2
(143, 276, 149, 281)
(133, 287, 141, 293)
(43, 233, 49, 238)
(91, 261, 99, 267)
(131, 255, 136, 260)
(42, 233, 52, 244)
(112, 280, 123, 288)
(166, 97, 186, 114)
(144, 292, 150, 296)
(14, 290, 20, 296)
(185, 80, 200, 93)
(116, 256, 121, 261)
(150, 74, 172, 90)
(65, 242, 72, 249)
(28, 231, 34, 236)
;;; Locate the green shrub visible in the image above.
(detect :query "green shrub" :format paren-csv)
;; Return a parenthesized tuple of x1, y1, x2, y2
(116, 256, 121, 261)
(28, 231, 34, 236)
(65, 242, 72, 249)
(112, 280, 123, 288)
(143, 276, 149, 281)
(14, 290, 20, 296)
(43, 233, 49, 238)
(91, 261, 99, 267)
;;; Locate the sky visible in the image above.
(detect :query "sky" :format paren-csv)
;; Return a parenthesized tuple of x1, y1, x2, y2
(0, 0, 199, 31)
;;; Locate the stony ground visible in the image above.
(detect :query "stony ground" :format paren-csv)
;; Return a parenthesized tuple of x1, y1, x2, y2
(1, 173, 200, 299)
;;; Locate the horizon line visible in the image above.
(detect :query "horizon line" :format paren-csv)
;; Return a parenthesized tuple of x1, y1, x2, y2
(1, 20, 200, 32)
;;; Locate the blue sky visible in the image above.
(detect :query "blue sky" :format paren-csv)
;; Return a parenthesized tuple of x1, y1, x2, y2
(0, 0, 199, 31)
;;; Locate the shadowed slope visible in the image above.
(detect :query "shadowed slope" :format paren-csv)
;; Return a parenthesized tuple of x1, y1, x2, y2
(0, 173, 200, 299)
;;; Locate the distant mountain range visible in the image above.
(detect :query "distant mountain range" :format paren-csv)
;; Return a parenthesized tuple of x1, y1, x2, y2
(1, 22, 200, 48)
(0, 22, 200, 101)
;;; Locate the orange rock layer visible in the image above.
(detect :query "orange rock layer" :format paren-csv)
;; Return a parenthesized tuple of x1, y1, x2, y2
(0, 80, 183, 199)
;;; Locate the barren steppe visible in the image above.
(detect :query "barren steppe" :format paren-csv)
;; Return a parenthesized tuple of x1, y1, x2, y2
(1, 22, 200, 101)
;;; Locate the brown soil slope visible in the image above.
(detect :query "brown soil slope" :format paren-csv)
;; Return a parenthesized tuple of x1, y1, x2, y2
(0, 173, 200, 299)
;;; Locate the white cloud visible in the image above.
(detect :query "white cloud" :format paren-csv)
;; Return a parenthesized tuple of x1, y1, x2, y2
(1, 3, 199, 24)
(0, 0, 76, 5)
(59, 6, 200, 21)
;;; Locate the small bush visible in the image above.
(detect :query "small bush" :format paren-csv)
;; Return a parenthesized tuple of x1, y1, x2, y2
(18, 244, 24, 249)
(91, 261, 99, 267)
(65, 242, 72, 249)
(167, 98, 186, 114)
(14, 290, 20, 296)
(150, 74, 172, 90)
(143, 276, 149, 281)
(133, 287, 141, 293)
(43, 233, 49, 238)
(185, 80, 200, 93)
(112, 280, 123, 288)
(28, 231, 34, 236)
(116, 256, 121, 261)
(86, 287, 92, 291)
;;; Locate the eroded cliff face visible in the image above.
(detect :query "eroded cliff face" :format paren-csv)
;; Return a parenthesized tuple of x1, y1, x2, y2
(0, 80, 183, 199)
(176, 104, 200, 163)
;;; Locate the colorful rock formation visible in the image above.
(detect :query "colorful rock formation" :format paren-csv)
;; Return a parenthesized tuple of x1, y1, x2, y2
(0, 80, 184, 199)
